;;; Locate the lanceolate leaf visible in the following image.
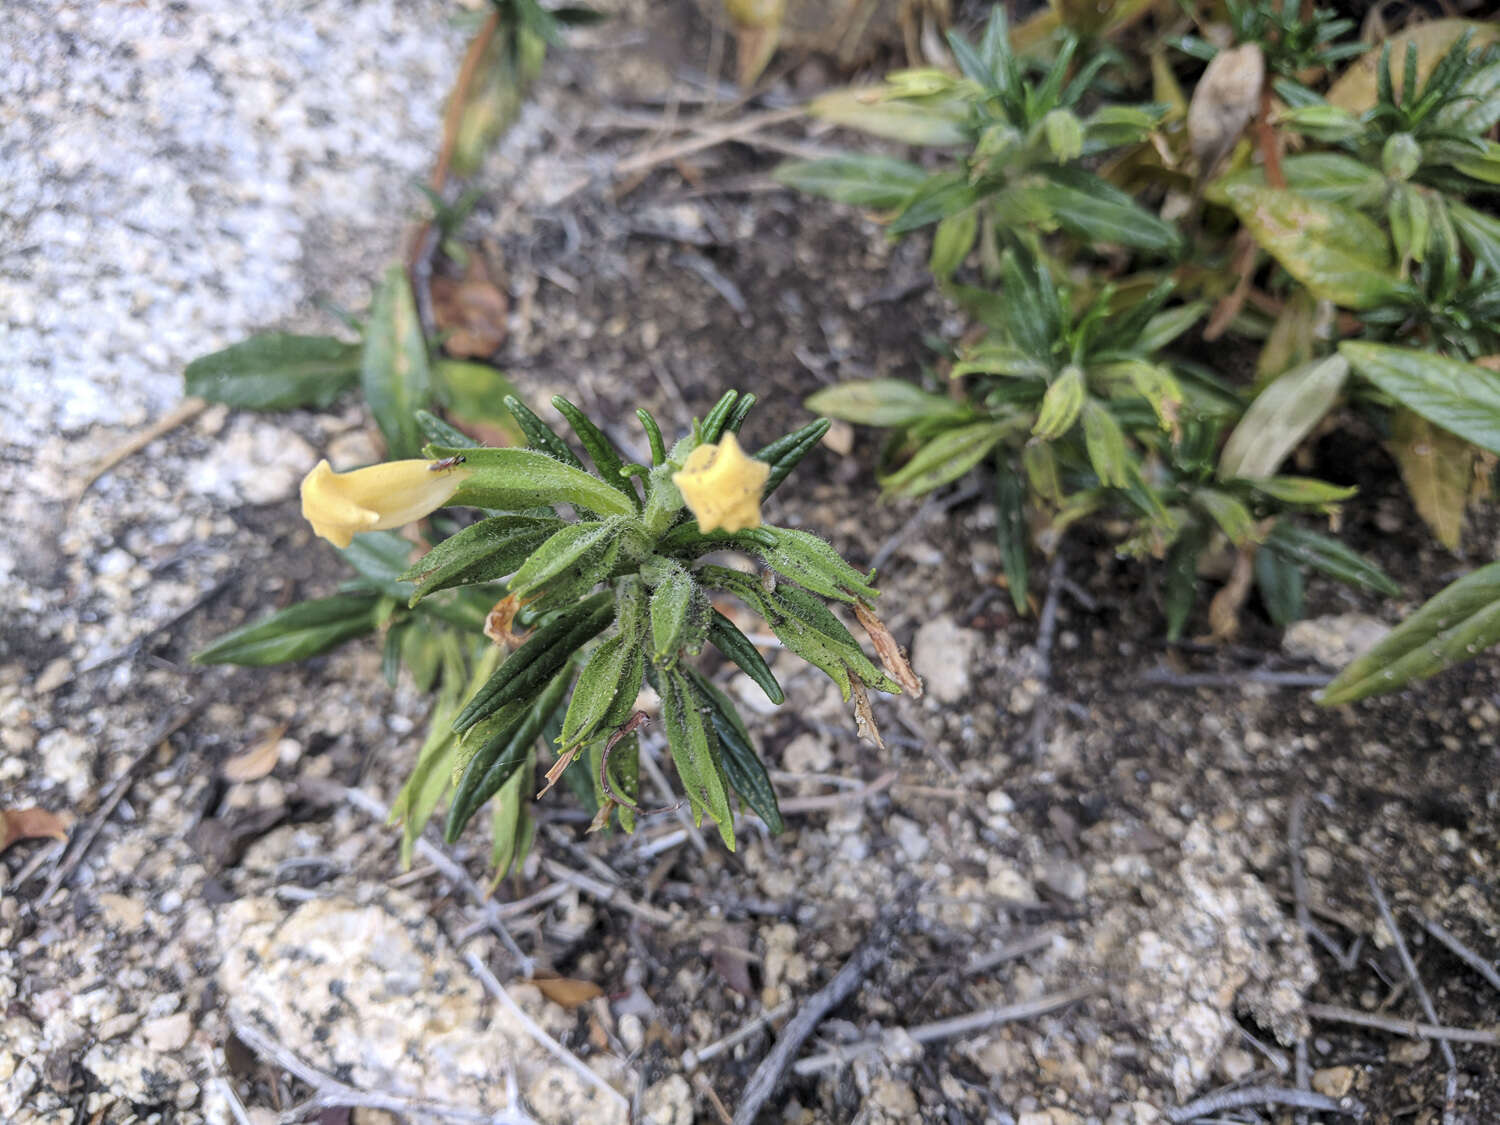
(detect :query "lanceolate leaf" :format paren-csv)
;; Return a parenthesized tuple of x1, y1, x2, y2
(1263, 522, 1400, 597)
(192, 594, 384, 666)
(1254, 547, 1305, 628)
(440, 446, 639, 517)
(659, 666, 735, 848)
(1319, 562, 1500, 705)
(1221, 184, 1400, 309)
(806, 380, 970, 427)
(1340, 342, 1500, 456)
(185, 333, 361, 410)
(687, 669, 783, 834)
(995, 464, 1030, 615)
(808, 87, 971, 147)
(772, 155, 928, 209)
(1219, 355, 1350, 480)
(881, 421, 1021, 497)
(362, 266, 433, 458)
(1388, 409, 1474, 550)
(1041, 167, 1182, 255)
(401, 515, 565, 604)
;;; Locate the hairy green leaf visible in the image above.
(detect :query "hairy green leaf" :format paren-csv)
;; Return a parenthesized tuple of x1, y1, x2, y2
(185, 333, 360, 410)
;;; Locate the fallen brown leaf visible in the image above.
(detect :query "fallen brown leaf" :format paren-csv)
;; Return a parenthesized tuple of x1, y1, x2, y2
(854, 602, 922, 698)
(533, 977, 604, 1008)
(1, 807, 69, 854)
(221, 721, 289, 783)
(432, 257, 508, 358)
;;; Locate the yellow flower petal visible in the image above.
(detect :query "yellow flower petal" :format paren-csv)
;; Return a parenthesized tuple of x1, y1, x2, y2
(671, 432, 770, 533)
(299, 458, 472, 548)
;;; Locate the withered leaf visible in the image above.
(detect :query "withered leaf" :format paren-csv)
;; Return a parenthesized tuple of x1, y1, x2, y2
(850, 677, 885, 751)
(854, 601, 922, 698)
(432, 258, 508, 359)
(221, 721, 289, 783)
(1, 807, 69, 854)
(533, 977, 604, 1009)
(484, 592, 531, 649)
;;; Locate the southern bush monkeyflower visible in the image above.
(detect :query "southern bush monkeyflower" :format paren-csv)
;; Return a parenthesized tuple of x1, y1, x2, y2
(300, 458, 472, 548)
(672, 432, 770, 533)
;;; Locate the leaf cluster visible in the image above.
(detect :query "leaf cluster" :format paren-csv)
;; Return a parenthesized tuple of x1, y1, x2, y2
(778, 5, 1500, 698)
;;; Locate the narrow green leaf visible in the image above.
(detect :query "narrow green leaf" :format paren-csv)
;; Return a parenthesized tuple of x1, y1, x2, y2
(707, 610, 784, 705)
(806, 379, 969, 427)
(440, 446, 638, 517)
(1193, 488, 1260, 547)
(185, 333, 360, 410)
(691, 668, 784, 834)
(660, 667, 735, 848)
(754, 527, 880, 603)
(1043, 168, 1182, 255)
(1081, 400, 1130, 488)
(1254, 547, 1305, 628)
(1164, 522, 1207, 642)
(508, 520, 622, 601)
(649, 561, 698, 664)
(995, 464, 1030, 616)
(362, 266, 432, 457)
(1264, 522, 1401, 597)
(1033, 367, 1086, 441)
(773, 155, 928, 209)
(1319, 562, 1500, 704)
(401, 515, 564, 605)
(929, 208, 978, 279)
(192, 594, 382, 666)
(881, 421, 1016, 497)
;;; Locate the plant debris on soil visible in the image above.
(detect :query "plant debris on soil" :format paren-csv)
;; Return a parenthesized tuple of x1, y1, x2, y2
(3, 1, 1497, 1123)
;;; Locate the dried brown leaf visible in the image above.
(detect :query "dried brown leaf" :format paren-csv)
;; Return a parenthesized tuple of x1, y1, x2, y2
(1, 807, 70, 854)
(850, 678, 885, 751)
(221, 721, 289, 783)
(854, 601, 922, 699)
(534, 977, 604, 1008)
(484, 592, 531, 648)
(432, 257, 508, 359)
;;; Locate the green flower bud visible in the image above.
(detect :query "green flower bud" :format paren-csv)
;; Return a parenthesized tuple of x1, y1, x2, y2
(1382, 133, 1422, 181)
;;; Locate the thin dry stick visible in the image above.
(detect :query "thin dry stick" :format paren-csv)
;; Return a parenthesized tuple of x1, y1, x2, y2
(776, 771, 898, 815)
(539, 857, 674, 927)
(1287, 796, 1313, 1106)
(684, 1001, 795, 1070)
(70, 397, 208, 511)
(1366, 870, 1458, 1123)
(36, 702, 205, 908)
(1415, 912, 1500, 995)
(465, 951, 631, 1116)
(614, 106, 805, 176)
(234, 1020, 533, 1124)
(1304, 1002, 1500, 1045)
(732, 895, 911, 1125)
(342, 786, 534, 977)
(1165, 1084, 1364, 1123)
(793, 985, 1098, 1076)
(964, 929, 1059, 976)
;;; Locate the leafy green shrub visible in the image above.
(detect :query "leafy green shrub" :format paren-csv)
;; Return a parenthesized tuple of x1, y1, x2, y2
(776, 3, 1499, 695)
(198, 391, 911, 871)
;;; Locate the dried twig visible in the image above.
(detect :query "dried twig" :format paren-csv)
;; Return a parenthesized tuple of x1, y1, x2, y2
(35, 702, 205, 908)
(732, 892, 913, 1125)
(1287, 796, 1313, 1106)
(234, 1020, 536, 1124)
(684, 1000, 795, 1070)
(1415, 912, 1500, 996)
(964, 929, 1059, 976)
(776, 771, 898, 815)
(465, 952, 630, 1116)
(793, 985, 1098, 1076)
(342, 786, 534, 977)
(614, 106, 804, 177)
(1304, 1002, 1500, 1045)
(1165, 1084, 1365, 1123)
(1366, 870, 1458, 1123)
(539, 858, 674, 927)
(70, 397, 208, 511)
(869, 483, 982, 574)
(1138, 667, 1331, 690)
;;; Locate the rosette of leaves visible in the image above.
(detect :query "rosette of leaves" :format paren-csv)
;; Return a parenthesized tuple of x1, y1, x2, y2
(774, 5, 1179, 278)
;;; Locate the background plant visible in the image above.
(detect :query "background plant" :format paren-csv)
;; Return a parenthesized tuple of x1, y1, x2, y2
(775, 2, 1500, 695)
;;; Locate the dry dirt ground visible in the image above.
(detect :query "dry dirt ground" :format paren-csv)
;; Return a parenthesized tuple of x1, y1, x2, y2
(3, 2, 1498, 1124)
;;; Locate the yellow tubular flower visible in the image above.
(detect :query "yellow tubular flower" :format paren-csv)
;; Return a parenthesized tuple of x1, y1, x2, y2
(299, 458, 472, 548)
(671, 432, 771, 533)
